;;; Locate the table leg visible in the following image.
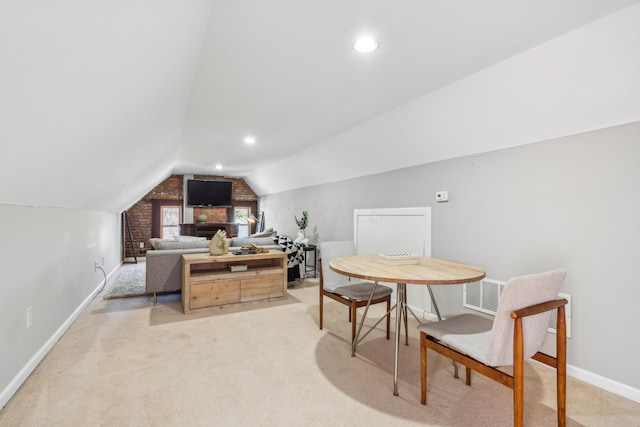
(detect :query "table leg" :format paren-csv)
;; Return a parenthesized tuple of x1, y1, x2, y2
(427, 284, 459, 379)
(426, 285, 442, 321)
(351, 280, 412, 396)
(351, 281, 379, 357)
(393, 283, 405, 396)
(403, 299, 409, 345)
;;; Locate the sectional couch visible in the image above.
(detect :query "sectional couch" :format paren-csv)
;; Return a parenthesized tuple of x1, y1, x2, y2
(145, 234, 304, 302)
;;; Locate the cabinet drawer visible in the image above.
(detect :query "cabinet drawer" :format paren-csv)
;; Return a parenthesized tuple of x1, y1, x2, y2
(241, 275, 284, 302)
(190, 280, 240, 309)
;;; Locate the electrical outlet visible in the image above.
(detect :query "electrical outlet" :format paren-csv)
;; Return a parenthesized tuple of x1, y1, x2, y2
(94, 261, 98, 270)
(436, 191, 449, 202)
(139, 242, 144, 249)
(27, 307, 32, 328)
(101, 257, 104, 266)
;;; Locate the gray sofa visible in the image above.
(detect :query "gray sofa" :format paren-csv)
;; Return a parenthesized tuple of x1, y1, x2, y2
(145, 235, 303, 302)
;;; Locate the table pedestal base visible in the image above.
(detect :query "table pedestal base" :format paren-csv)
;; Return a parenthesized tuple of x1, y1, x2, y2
(351, 281, 458, 396)
(330, 255, 485, 397)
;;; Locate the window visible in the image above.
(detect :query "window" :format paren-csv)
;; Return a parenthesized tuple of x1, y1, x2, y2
(234, 207, 250, 238)
(161, 205, 181, 239)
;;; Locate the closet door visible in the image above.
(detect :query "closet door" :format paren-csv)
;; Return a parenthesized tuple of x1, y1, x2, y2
(354, 207, 432, 317)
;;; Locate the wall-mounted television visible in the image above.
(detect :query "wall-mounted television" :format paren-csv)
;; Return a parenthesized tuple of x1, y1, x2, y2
(186, 180, 233, 207)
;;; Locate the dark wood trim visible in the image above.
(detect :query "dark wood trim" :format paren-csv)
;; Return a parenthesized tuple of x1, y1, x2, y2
(151, 200, 183, 238)
(232, 201, 258, 235)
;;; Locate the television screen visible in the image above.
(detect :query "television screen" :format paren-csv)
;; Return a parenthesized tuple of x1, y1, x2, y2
(186, 180, 233, 207)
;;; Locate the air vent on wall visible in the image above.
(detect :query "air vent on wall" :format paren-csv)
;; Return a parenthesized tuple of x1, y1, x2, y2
(463, 279, 572, 338)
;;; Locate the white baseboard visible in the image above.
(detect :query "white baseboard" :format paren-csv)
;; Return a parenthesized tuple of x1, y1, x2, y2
(417, 306, 640, 404)
(567, 364, 640, 404)
(421, 311, 439, 322)
(0, 264, 119, 410)
(403, 303, 436, 323)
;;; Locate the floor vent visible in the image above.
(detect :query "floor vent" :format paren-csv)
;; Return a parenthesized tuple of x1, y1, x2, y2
(463, 279, 572, 338)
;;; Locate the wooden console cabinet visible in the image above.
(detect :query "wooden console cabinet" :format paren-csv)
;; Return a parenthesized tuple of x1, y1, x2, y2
(181, 250, 287, 314)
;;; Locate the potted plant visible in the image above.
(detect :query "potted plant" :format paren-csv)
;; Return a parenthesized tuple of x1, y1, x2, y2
(294, 210, 309, 237)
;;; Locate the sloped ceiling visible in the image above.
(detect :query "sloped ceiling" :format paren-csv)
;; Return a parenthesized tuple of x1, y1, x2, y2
(0, 0, 213, 211)
(1, 1, 638, 212)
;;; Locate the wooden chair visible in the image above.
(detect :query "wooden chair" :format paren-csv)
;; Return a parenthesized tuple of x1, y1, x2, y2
(418, 269, 568, 427)
(318, 241, 392, 343)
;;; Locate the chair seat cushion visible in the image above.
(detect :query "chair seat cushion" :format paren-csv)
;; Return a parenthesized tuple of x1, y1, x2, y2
(332, 282, 393, 301)
(417, 314, 494, 364)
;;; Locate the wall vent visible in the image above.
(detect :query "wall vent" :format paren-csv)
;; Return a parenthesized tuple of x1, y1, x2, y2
(463, 279, 572, 338)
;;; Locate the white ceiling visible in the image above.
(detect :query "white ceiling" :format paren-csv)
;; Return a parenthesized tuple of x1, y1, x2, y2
(177, 0, 639, 176)
(1, 0, 638, 212)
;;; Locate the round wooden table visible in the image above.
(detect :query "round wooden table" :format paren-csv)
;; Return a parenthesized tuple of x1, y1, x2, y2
(330, 254, 486, 396)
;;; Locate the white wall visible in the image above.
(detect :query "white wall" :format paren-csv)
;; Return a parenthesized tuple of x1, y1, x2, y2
(0, 204, 120, 409)
(259, 121, 640, 402)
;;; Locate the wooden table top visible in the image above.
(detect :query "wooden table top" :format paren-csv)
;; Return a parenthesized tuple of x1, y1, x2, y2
(329, 254, 486, 285)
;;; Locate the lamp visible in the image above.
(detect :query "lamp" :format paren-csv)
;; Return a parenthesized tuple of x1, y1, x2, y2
(247, 214, 257, 236)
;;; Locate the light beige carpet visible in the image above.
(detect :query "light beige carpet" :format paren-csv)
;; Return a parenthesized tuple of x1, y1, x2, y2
(1, 276, 639, 426)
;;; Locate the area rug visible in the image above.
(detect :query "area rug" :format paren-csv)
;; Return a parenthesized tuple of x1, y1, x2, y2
(103, 268, 148, 299)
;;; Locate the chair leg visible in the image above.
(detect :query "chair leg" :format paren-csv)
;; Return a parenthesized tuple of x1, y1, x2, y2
(319, 287, 324, 330)
(557, 306, 567, 427)
(420, 333, 427, 405)
(513, 317, 525, 427)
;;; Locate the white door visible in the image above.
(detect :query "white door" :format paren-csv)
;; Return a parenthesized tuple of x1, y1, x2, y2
(354, 207, 432, 318)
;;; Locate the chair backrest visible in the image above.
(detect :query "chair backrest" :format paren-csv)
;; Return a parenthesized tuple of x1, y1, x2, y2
(486, 269, 566, 367)
(318, 241, 357, 291)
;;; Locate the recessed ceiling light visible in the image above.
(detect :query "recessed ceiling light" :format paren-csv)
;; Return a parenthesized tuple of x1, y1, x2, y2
(215, 163, 223, 170)
(354, 36, 378, 53)
(243, 136, 256, 144)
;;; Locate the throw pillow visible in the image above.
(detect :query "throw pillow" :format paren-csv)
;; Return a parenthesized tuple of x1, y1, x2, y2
(149, 238, 163, 250)
(272, 235, 304, 268)
(175, 235, 207, 242)
(230, 237, 276, 247)
(250, 228, 275, 238)
(154, 239, 210, 250)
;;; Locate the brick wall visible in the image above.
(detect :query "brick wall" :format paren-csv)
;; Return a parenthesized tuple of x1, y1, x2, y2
(123, 175, 258, 259)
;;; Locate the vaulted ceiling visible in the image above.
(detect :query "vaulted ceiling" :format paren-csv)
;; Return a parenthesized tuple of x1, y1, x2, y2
(1, 1, 638, 212)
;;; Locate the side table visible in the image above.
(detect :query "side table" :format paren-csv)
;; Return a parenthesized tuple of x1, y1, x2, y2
(303, 245, 317, 278)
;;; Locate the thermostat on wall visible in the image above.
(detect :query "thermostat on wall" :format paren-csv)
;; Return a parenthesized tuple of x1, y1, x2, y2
(435, 191, 449, 202)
